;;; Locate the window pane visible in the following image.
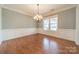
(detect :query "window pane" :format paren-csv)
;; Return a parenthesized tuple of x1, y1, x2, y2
(43, 19, 49, 30)
(50, 17, 57, 31)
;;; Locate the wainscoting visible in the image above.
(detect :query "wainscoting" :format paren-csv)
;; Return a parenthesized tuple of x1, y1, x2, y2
(1, 28, 76, 45)
(2, 28, 37, 40)
(38, 28, 76, 41)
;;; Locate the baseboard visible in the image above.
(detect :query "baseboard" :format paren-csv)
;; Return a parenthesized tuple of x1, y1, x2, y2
(38, 33, 75, 42)
(75, 41, 79, 45)
(37, 28, 75, 41)
(2, 28, 76, 43)
(2, 28, 37, 41)
(4, 33, 39, 42)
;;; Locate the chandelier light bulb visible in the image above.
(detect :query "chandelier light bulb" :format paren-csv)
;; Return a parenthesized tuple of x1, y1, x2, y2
(33, 4, 43, 21)
(34, 14, 43, 20)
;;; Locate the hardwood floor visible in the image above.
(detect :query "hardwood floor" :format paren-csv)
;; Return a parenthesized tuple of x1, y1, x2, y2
(0, 33, 79, 54)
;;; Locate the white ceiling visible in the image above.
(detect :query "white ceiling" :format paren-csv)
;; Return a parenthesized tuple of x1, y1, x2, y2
(0, 4, 76, 16)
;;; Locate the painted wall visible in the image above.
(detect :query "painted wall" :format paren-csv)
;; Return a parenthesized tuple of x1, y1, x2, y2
(38, 28, 75, 41)
(0, 8, 1, 30)
(0, 7, 2, 44)
(58, 7, 76, 29)
(1, 7, 76, 42)
(2, 8, 36, 29)
(39, 7, 76, 29)
(75, 5, 79, 45)
(2, 28, 37, 40)
(38, 7, 76, 41)
(2, 8, 37, 40)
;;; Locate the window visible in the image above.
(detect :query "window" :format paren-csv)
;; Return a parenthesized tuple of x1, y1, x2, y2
(43, 19, 49, 30)
(43, 15, 58, 31)
(50, 17, 57, 31)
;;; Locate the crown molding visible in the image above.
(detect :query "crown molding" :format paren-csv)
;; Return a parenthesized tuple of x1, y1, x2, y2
(0, 5, 33, 17)
(0, 4, 77, 17)
(43, 5, 77, 17)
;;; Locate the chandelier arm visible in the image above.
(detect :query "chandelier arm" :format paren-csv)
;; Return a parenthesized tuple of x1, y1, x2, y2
(37, 4, 39, 15)
(34, 4, 43, 21)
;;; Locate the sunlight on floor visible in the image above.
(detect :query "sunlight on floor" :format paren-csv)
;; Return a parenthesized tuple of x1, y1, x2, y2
(43, 38, 59, 53)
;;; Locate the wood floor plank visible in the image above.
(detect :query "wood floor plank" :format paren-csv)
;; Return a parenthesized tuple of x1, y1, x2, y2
(0, 33, 79, 54)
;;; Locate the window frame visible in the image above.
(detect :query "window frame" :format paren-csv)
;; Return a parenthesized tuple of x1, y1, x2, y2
(49, 15, 58, 31)
(43, 15, 58, 31)
(43, 18, 49, 31)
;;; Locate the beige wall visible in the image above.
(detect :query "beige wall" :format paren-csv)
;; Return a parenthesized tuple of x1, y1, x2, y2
(39, 7, 76, 29)
(75, 5, 79, 45)
(58, 7, 76, 29)
(2, 8, 36, 29)
(0, 7, 3, 43)
(38, 7, 76, 42)
(2, 7, 76, 29)
(1, 7, 76, 42)
(0, 7, 2, 29)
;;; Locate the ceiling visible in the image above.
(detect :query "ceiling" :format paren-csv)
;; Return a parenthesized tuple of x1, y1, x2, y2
(0, 4, 76, 16)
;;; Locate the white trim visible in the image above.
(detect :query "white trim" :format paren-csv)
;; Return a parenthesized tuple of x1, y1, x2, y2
(75, 5, 79, 45)
(75, 41, 79, 45)
(0, 4, 77, 17)
(0, 5, 33, 17)
(2, 28, 37, 40)
(43, 5, 76, 17)
(0, 7, 2, 29)
(0, 7, 2, 44)
(38, 28, 75, 41)
(43, 15, 58, 31)
(1, 28, 76, 43)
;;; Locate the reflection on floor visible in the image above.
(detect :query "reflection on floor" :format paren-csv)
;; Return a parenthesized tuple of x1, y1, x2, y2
(0, 33, 79, 54)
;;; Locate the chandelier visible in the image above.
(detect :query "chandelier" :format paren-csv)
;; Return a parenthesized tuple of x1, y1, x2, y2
(33, 4, 43, 21)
